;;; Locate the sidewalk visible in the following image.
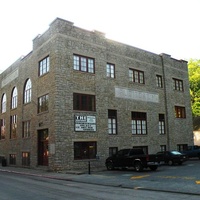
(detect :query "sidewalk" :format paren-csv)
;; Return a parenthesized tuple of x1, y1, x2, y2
(0, 165, 200, 196)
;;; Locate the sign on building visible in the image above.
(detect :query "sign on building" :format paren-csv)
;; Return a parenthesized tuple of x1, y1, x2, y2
(75, 115, 96, 132)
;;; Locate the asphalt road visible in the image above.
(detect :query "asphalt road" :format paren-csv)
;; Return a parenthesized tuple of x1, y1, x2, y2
(0, 170, 200, 200)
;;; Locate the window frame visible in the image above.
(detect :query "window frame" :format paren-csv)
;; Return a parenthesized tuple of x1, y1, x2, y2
(109, 147, 118, 156)
(0, 119, 5, 140)
(1, 94, 6, 113)
(10, 115, 17, 139)
(131, 112, 147, 135)
(74, 141, 97, 160)
(129, 68, 145, 84)
(24, 79, 32, 104)
(73, 93, 96, 111)
(108, 110, 117, 135)
(73, 54, 95, 74)
(106, 63, 115, 78)
(11, 87, 18, 109)
(159, 114, 165, 134)
(9, 154, 16, 165)
(156, 75, 163, 88)
(38, 94, 49, 113)
(175, 106, 186, 118)
(22, 152, 30, 166)
(173, 78, 184, 91)
(39, 56, 50, 76)
(22, 120, 31, 138)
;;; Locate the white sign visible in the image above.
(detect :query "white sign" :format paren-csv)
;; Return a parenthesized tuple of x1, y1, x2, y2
(115, 87, 159, 103)
(75, 115, 96, 131)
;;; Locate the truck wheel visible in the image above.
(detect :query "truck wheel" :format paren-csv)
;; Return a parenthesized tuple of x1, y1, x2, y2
(149, 166, 158, 171)
(106, 161, 114, 170)
(134, 161, 143, 172)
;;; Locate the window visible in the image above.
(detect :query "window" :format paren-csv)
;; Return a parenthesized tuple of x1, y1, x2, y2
(109, 147, 118, 156)
(156, 75, 163, 88)
(1, 94, 6, 113)
(0, 119, 5, 140)
(160, 145, 166, 152)
(106, 63, 115, 78)
(22, 121, 31, 138)
(129, 69, 145, 84)
(133, 146, 148, 154)
(175, 106, 186, 118)
(24, 79, 32, 104)
(108, 110, 117, 134)
(10, 154, 16, 165)
(177, 144, 188, 151)
(131, 112, 147, 135)
(11, 87, 18, 109)
(38, 94, 49, 113)
(10, 115, 17, 139)
(159, 114, 165, 134)
(73, 93, 95, 111)
(173, 78, 183, 91)
(73, 55, 95, 73)
(39, 56, 49, 76)
(22, 152, 30, 166)
(74, 141, 97, 160)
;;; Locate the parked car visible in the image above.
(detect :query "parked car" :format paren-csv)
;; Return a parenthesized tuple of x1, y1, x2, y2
(105, 148, 159, 172)
(181, 145, 200, 159)
(156, 150, 188, 165)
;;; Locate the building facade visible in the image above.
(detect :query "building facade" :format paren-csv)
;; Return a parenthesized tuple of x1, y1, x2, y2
(0, 18, 193, 170)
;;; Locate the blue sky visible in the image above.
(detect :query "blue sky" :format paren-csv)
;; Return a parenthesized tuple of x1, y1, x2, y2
(0, 0, 199, 72)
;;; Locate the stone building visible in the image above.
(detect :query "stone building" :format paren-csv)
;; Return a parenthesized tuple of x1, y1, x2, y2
(0, 18, 193, 170)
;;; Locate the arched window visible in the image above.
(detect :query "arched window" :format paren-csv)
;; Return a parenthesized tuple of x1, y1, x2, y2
(11, 87, 18, 109)
(1, 94, 6, 113)
(24, 79, 32, 104)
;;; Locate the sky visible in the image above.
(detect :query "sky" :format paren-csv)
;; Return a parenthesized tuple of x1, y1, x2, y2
(0, 0, 199, 72)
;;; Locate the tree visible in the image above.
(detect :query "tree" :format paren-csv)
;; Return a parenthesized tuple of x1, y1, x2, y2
(188, 59, 200, 116)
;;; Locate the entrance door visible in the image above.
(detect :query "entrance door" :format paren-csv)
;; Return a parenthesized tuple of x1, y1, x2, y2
(38, 129, 49, 166)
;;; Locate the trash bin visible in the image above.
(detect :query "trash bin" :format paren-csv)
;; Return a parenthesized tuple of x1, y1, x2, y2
(2, 158, 7, 167)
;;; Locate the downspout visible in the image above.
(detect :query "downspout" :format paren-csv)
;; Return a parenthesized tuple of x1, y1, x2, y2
(160, 55, 170, 150)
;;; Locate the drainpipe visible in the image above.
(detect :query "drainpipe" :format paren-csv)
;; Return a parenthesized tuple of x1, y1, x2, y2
(160, 54, 170, 150)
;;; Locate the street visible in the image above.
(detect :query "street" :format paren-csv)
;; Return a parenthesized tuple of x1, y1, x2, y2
(0, 160, 200, 200)
(0, 171, 199, 200)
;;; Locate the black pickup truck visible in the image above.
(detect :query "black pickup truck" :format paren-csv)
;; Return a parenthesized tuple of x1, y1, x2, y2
(105, 148, 159, 172)
(181, 145, 200, 159)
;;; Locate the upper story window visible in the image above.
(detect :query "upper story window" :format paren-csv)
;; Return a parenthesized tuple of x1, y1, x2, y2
(73, 55, 95, 73)
(24, 79, 32, 104)
(22, 120, 31, 138)
(0, 119, 5, 140)
(156, 75, 163, 88)
(175, 106, 186, 118)
(73, 93, 95, 111)
(10, 115, 17, 139)
(129, 69, 145, 84)
(159, 114, 165, 134)
(11, 87, 18, 109)
(173, 78, 183, 91)
(131, 112, 147, 135)
(39, 56, 49, 76)
(106, 63, 115, 78)
(108, 110, 117, 134)
(38, 94, 49, 113)
(1, 94, 6, 113)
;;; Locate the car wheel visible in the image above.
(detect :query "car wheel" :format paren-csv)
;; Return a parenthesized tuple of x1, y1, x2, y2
(134, 161, 143, 172)
(168, 160, 173, 166)
(106, 161, 114, 170)
(149, 166, 158, 171)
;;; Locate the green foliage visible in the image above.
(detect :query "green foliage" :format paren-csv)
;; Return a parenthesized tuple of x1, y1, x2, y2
(188, 59, 200, 116)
